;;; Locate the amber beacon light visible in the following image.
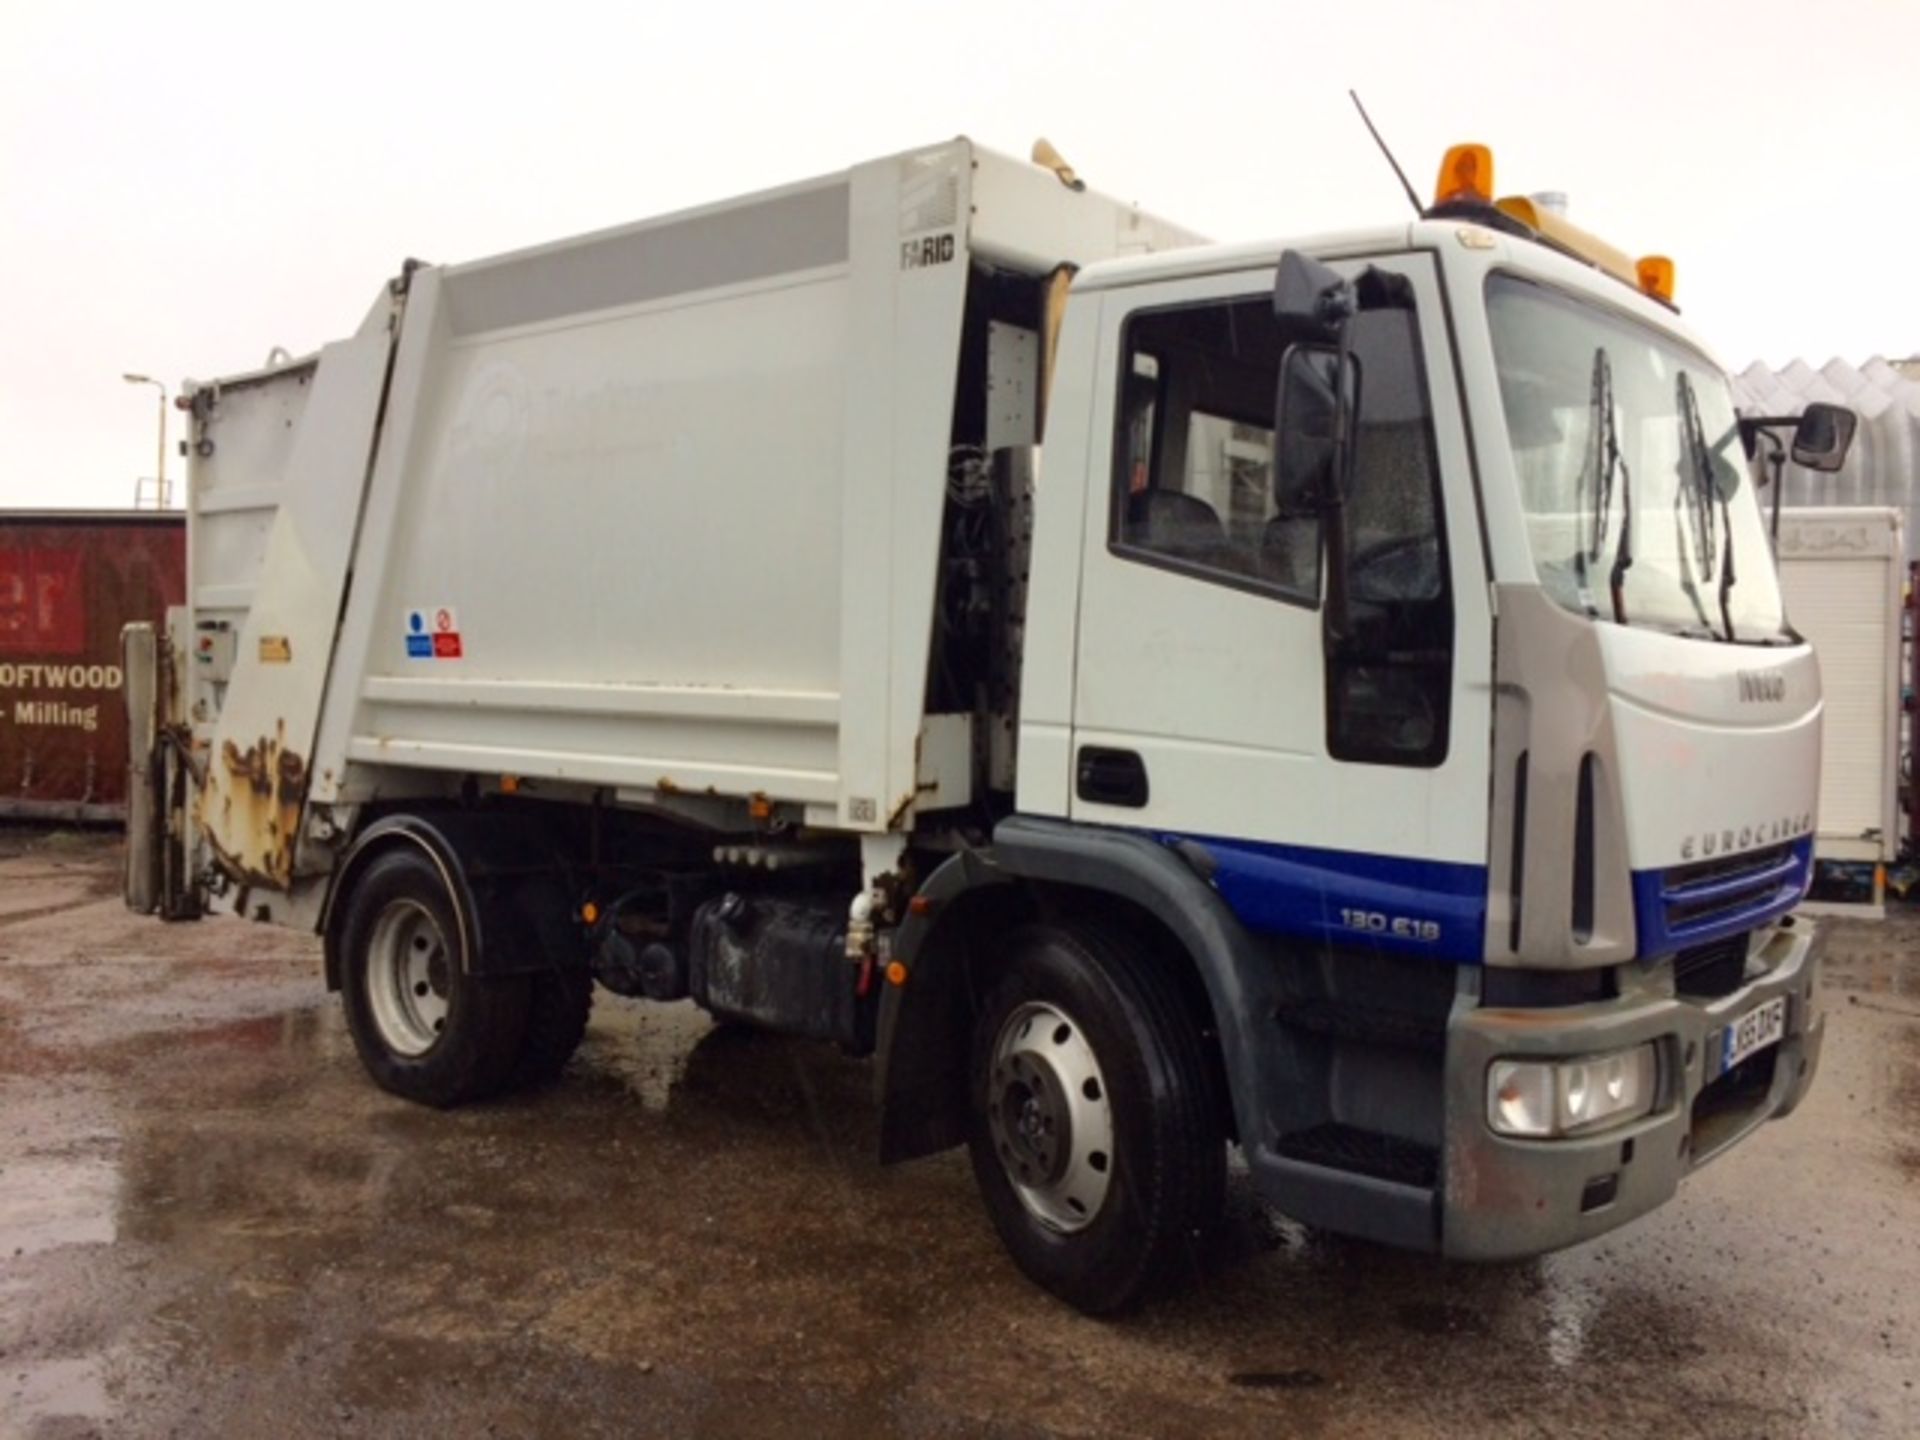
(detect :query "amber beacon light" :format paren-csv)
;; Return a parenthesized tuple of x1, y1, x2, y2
(1434, 144, 1494, 205)
(1636, 254, 1676, 303)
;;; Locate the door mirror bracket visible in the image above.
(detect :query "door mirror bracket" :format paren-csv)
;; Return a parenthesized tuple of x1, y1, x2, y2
(1739, 402, 1860, 549)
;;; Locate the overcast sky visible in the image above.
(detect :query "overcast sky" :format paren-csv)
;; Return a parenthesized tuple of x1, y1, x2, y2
(3, 0, 1915, 510)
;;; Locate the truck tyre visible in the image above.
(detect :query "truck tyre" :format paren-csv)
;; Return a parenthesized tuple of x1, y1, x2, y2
(509, 969, 593, 1091)
(966, 923, 1226, 1314)
(337, 847, 529, 1108)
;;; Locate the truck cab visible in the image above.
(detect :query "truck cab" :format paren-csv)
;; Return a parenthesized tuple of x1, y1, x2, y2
(965, 206, 1834, 1269)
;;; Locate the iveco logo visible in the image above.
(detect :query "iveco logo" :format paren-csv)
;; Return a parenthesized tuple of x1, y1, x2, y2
(1736, 669, 1787, 703)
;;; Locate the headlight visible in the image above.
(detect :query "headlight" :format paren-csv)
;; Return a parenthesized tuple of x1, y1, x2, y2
(1487, 1044, 1658, 1138)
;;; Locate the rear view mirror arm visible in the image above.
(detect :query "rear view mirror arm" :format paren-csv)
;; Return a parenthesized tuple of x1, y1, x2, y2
(1759, 427, 1788, 552)
(1741, 407, 1857, 553)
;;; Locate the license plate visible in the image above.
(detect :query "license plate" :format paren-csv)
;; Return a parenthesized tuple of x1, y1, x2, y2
(1718, 995, 1787, 1076)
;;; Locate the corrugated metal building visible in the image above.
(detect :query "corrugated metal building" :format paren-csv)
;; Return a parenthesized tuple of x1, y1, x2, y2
(1734, 356, 1920, 556)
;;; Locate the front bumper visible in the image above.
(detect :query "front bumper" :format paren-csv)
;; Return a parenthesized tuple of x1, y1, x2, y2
(1440, 918, 1825, 1260)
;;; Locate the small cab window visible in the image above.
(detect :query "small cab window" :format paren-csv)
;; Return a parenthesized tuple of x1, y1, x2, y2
(1341, 309, 1445, 610)
(1114, 299, 1319, 602)
(1324, 304, 1453, 768)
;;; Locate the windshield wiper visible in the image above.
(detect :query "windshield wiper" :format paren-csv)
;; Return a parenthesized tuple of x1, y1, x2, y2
(1572, 347, 1632, 624)
(1569, 353, 1605, 617)
(1671, 374, 1718, 634)
(1677, 373, 1736, 642)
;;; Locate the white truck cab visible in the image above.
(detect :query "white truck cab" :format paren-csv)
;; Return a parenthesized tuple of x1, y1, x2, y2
(125, 138, 1852, 1312)
(1000, 206, 1839, 1268)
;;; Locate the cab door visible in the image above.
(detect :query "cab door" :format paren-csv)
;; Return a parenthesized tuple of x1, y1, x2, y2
(1067, 254, 1493, 963)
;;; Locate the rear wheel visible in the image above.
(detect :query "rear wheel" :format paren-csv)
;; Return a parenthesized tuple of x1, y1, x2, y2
(338, 848, 528, 1107)
(966, 923, 1225, 1313)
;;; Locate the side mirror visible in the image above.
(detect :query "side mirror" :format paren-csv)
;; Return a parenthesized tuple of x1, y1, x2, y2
(1790, 402, 1857, 473)
(1272, 251, 1409, 645)
(1276, 342, 1360, 640)
(1276, 344, 1355, 511)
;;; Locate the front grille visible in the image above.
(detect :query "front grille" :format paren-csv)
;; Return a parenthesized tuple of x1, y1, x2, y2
(1656, 841, 1805, 949)
(1673, 934, 1750, 1000)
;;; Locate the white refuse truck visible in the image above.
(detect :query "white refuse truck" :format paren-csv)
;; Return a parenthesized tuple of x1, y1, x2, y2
(124, 137, 1857, 1312)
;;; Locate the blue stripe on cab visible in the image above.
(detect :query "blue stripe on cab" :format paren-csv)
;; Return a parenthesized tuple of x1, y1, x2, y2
(1158, 832, 1489, 964)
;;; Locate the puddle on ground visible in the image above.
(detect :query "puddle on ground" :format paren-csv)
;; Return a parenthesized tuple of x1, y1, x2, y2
(0, 1356, 110, 1438)
(0, 1153, 117, 1257)
(1819, 916, 1920, 1003)
(1228, 1368, 1326, 1390)
(581, 999, 714, 1112)
(1540, 1261, 1600, 1369)
(1394, 1301, 1489, 1337)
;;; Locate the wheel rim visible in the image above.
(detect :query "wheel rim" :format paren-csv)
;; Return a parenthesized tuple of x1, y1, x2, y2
(987, 1000, 1114, 1233)
(365, 898, 453, 1057)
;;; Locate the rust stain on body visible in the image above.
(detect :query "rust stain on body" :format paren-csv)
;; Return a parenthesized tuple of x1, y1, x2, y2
(200, 718, 306, 890)
(885, 782, 938, 832)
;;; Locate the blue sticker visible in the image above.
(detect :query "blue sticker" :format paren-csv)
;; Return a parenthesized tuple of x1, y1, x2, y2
(405, 634, 433, 659)
(408, 610, 426, 634)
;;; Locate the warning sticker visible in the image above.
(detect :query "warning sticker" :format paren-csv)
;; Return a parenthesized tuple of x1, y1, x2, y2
(405, 607, 463, 660)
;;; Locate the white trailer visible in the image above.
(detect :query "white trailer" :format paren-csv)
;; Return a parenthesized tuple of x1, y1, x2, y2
(1776, 507, 1904, 881)
(128, 136, 1855, 1312)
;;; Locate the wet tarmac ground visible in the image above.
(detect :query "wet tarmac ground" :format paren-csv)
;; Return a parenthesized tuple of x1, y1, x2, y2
(1, 831, 1915, 1439)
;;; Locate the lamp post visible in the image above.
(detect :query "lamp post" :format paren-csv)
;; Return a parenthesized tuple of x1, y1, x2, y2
(122, 373, 168, 508)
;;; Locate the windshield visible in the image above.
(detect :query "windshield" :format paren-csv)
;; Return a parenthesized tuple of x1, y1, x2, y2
(1485, 275, 1787, 642)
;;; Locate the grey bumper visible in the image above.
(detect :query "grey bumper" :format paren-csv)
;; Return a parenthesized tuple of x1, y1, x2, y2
(1439, 918, 1825, 1261)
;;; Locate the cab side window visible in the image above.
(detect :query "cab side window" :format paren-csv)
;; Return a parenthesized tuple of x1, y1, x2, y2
(1113, 299, 1319, 603)
(1112, 285, 1453, 768)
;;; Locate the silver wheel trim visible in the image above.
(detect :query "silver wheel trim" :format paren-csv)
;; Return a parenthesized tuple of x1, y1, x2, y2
(987, 1000, 1115, 1234)
(365, 898, 453, 1057)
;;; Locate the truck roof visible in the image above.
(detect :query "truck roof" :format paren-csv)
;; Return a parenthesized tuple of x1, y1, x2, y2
(1073, 217, 1728, 370)
(1071, 224, 1419, 291)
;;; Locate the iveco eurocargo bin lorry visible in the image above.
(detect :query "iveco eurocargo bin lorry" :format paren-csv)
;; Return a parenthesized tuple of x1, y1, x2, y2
(125, 136, 1855, 1311)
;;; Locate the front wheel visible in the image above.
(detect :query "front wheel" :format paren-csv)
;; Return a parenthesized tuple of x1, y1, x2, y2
(966, 924, 1225, 1313)
(337, 847, 529, 1107)
(509, 968, 593, 1090)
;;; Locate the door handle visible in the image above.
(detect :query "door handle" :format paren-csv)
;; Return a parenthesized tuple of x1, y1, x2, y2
(1076, 747, 1149, 808)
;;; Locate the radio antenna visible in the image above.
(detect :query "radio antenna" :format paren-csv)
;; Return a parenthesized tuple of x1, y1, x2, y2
(1349, 90, 1424, 216)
